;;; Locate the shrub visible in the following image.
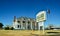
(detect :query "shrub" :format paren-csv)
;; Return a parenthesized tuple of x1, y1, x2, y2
(4, 27, 9, 30)
(10, 27, 14, 30)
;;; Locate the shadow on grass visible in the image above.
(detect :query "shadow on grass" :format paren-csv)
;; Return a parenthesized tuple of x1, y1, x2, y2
(40, 35, 60, 36)
(31, 33, 60, 36)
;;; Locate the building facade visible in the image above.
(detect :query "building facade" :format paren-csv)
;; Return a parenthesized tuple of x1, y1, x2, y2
(13, 16, 38, 30)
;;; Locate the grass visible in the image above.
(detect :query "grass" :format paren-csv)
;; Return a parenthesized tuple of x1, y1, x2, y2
(0, 30, 60, 36)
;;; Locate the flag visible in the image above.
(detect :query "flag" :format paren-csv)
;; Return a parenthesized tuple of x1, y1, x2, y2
(14, 16, 16, 22)
(47, 9, 50, 14)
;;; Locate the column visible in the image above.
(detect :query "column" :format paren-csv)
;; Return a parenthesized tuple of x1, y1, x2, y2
(35, 22, 36, 30)
(38, 22, 40, 30)
(26, 20, 28, 30)
(31, 21, 33, 30)
(21, 20, 23, 29)
(42, 22, 44, 34)
(38, 23, 40, 30)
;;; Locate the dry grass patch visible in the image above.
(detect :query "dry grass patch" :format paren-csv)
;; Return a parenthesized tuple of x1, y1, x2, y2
(0, 30, 60, 36)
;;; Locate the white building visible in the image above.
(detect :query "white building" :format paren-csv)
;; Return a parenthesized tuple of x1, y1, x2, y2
(13, 16, 38, 30)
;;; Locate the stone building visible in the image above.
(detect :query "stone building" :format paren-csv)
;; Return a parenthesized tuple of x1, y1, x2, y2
(13, 16, 38, 30)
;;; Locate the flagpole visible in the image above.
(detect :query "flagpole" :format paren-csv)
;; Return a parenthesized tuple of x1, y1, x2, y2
(47, 9, 50, 29)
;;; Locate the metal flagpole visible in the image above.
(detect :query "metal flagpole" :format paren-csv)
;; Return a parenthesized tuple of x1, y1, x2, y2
(47, 9, 50, 24)
(47, 9, 50, 30)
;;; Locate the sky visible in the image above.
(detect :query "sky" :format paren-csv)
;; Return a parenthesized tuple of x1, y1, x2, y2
(0, 0, 60, 27)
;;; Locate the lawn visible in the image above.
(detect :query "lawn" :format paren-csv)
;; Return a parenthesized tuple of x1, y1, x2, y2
(0, 30, 60, 36)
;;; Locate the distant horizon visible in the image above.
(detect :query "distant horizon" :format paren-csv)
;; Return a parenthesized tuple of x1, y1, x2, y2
(0, 0, 60, 27)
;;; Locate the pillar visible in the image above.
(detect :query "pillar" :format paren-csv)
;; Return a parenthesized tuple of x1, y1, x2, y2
(35, 22, 36, 30)
(42, 22, 44, 34)
(26, 20, 28, 30)
(21, 20, 23, 29)
(38, 22, 40, 30)
(31, 21, 33, 30)
(38, 22, 44, 30)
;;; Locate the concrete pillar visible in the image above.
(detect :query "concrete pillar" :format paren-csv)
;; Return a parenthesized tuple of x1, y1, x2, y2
(31, 21, 33, 30)
(42, 22, 44, 34)
(38, 22, 42, 30)
(21, 20, 23, 29)
(38, 22, 40, 30)
(26, 20, 28, 30)
(35, 22, 36, 30)
(38, 22, 44, 31)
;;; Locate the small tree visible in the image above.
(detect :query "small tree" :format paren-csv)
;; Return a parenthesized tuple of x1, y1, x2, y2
(0, 23, 4, 29)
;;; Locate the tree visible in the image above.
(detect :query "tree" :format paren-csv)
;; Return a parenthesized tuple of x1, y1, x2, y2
(0, 23, 4, 29)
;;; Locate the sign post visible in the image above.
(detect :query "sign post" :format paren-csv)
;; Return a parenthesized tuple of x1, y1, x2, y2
(36, 11, 46, 34)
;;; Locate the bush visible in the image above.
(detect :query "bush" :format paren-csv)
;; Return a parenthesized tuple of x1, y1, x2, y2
(4, 27, 9, 30)
(10, 27, 14, 30)
(4, 27, 14, 30)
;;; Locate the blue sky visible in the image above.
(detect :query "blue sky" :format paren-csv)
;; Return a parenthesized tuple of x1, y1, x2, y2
(0, 0, 60, 27)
